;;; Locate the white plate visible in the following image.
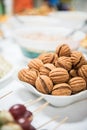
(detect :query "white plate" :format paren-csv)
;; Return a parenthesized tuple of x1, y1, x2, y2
(20, 81, 87, 107)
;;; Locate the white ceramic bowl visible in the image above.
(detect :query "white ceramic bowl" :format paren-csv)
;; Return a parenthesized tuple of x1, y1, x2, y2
(13, 26, 84, 59)
(16, 15, 61, 26)
(49, 11, 87, 29)
(7, 15, 61, 28)
(20, 81, 87, 107)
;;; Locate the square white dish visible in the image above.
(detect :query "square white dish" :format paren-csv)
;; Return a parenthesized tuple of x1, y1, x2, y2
(20, 81, 87, 107)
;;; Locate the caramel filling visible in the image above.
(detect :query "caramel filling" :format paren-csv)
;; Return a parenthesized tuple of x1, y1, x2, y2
(39, 77, 49, 93)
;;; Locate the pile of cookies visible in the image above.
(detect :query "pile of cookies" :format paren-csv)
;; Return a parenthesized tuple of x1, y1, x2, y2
(18, 44, 87, 96)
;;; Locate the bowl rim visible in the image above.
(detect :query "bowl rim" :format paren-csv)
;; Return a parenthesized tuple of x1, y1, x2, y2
(21, 81, 87, 99)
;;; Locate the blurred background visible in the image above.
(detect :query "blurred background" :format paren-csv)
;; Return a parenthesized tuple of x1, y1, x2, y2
(0, 0, 87, 15)
(0, 0, 87, 59)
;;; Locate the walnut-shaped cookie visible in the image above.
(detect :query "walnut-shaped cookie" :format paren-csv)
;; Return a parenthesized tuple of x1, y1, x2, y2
(52, 83, 72, 96)
(38, 52, 58, 64)
(69, 77, 86, 93)
(55, 56, 72, 71)
(69, 69, 77, 77)
(78, 64, 87, 82)
(35, 75, 53, 94)
(71, 51, 86, 68)
(49, 67, 69, 84)
(18, 68, 38, 86)
(39, 63, 56, 76)
(28, 58, 43, 71)
(56, 44, 71, 57)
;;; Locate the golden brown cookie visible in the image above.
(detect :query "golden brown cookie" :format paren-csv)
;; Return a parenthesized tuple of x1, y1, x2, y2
(35, 75, 53, 94)
(69, 77, 86, 93)
(39, 63, 56, 76)
(71, 51, 86, 68)
(55, 56, 72, 71)
(52, 83, 72, 96)
(18, 68, 38, 86)
(49, 68, 69, 84)
(38, 52, 58, 64)
(78, 65, 87, 82)
(28, 58, 43, 71)
(56, 44, 71, 57)
(70, 69, 77, 77)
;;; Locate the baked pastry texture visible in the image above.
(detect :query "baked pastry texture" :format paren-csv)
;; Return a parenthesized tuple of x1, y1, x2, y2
(38, 52, 57, 64)
(55, 56, 72, 71)
(69, 77, 86, 93)
(52, 83, 72, 96)
(39, 63, 55, 76)
(49, 68, 69, 84)
(78, 64, 87, 82)
(69, 69, 77, 77)
(71, 51, 86, 68)
(18, 68, 38, 86)
(35, 75, 53, 94)
(28, 58, 43, 71)
(56, 44, 71, 57)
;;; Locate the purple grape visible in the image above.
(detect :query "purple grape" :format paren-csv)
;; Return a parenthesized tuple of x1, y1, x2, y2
(9, 104, 26, 120)
(24, 110, 33, 122)
(17, 118, 36, 130)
